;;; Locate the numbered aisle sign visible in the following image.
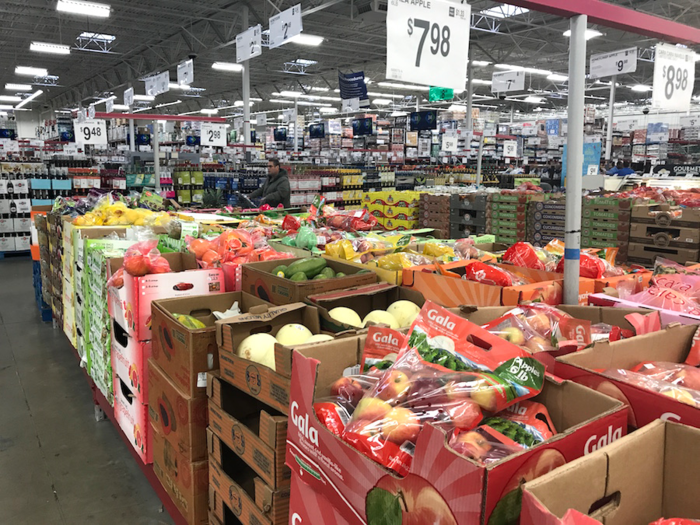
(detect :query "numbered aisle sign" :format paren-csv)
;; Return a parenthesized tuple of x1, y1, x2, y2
(653, 43, 696, 111)
(177, 59, 194, 86)
(680, 115, 700, 128)
(589, 47, 637, 79)
(200, 123, 226, 147)
(145, 72, 169, 97)
(74, 119, 107, 146)
(491, 70, 525, 93)
(236, 25, 262, 62)
(269, 4, 302, 49)
(386, 0, 471, 91)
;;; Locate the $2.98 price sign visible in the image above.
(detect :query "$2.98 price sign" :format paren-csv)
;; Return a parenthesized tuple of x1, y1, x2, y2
(653, 43, 696, 111)
(200, 123, 227, 147)
(74, 119, 107, 146)
(386, 0, 471, 91)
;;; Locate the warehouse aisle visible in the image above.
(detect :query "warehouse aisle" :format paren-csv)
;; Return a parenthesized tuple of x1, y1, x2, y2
(0, 258, 174, 525)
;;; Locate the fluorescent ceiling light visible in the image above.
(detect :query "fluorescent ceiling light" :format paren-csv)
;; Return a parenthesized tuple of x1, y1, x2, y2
(0, 105, 15, 110)
(280, 90, 303, 98)
(15, 66, 48, 77)
(212, 62, 243, 72)
(288, 34, 324, 46)
(377, 81, 430, 91)
(15, 90, 43, 109)
(112, 104, 129, 110)
(471, 60, 491, 67)
(169, 83, 191, 90)
(293, 58, 317, 66)
(320, 107, 337, 113)
(310, 87, 329, 92)
(277, 115, 285, 120)
(155, 100, 182, 108)
(563, 29, 602, 40)
(30, 42, 71, 55)
(269, 99, 332, 107)
(523, 96, 544, 103)
(6, 84, 32, 91)
(79, 31, 115, 42)
(448, 104, 467, 111)
(201, 108, 219, 114)
(133, 94, 155, 101)
(133, 106, 153, 113)
(250, 97, 263, 102)
(0, 96, 22, 102)
(57, 0, 110, 18)
(547, 73, 568, 82)
(390, 111, 408, 117)
(494, 64, 551, 76)
(372, 99, 392, 105)
(480, 5, 529, 18)
(631, 84, 652, 92)
(470, 79, 492, 85)
(367, 91, 404, 99)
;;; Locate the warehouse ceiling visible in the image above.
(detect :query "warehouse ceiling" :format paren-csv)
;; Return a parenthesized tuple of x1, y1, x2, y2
(2, 0, 700, 119)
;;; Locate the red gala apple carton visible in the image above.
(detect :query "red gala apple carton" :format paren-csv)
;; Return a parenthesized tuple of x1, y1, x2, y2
(285, 339, 627, 525)
(554, 323, 700, 430)
(111, 320, 151, 405)
(113, 374, 151, 464)
(591, 270, 652, 294)
(108, 252, 225, 342)
(521, 420, 700, 525)
(402, 260, 596, 307)
(289, 473, 353, 525)
(588, 293, 700, 326)
(306, 282, 426, 333)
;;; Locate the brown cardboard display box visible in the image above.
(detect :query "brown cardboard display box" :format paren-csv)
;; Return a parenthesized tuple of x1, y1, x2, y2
(306, 282, 425, 332)
(151, 292, 272, 398)
(148, 359, 208, 462)
(521, 420, 700, 525)
(151, 424, 208, 525)
(241, 258, 377, 305)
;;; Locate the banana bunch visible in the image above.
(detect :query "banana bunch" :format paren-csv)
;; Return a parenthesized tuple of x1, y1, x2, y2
(73, 201, 169, 227)
(173, 313, 207, 330)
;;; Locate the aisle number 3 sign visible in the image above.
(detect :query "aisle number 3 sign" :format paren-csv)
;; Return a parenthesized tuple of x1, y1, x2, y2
(386, 0, 471, 91)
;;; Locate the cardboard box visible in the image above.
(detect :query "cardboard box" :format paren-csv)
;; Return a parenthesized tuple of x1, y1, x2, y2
(581, 217, 630, 231)
(632, 202, 700, 227)
(112, 322, 151, 404)
(307, 282, 425, 332)
(148, 360, 208, 462)
(286, 340, 627, 525)
(108, 252, 225, 342)
(555, 323, 700, 428)
(587, 293, 700, 325)
(628, 242, 699, 265)
(151, 425, 208, 525)
(208, 373, 290, 488)
(241, 258, 377, 305)
(521, 421, 700, 525)
(151, 292, 271, 398)
(289, 473, 352, 525)
(631, 223, 700, 247)
(113, 375, 151, 464)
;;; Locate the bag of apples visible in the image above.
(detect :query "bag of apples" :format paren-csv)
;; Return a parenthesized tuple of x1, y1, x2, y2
(341, 301, 546, 476)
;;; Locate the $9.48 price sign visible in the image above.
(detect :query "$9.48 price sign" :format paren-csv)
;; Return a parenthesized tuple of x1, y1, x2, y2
(200, 123, 227, 147)
(386, 0, 471, 91)
(73, 119, 107, 146)
(653, 43, 696, 112)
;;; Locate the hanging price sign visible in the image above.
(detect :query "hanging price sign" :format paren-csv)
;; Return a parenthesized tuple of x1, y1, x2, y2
(386, 0, 471, 91)
(124, 87, 134, 107)
(441, 130, 458, 152)
(236, 25, 262, 62)
(491, 70, 525, 93)
(269, 4, 302, 49)
(145, 72, 169, 97)
(503, 140, 518, 158)
(653, 43, 696, 112)
(257, 113, 267, 126)
(74, 119, 107, 145)
(88, 104, 96, 119)
(680, 115, 700, 128)
(105, 98, 114, 113)
(177, 59, 194, 86)
(589, 47, 637, 79)
(200, 123, 227, 147)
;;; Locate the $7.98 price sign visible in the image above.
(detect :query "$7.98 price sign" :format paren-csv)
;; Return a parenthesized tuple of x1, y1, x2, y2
(200, 122, 227, 147)
(74, 119, 107, 146)
(653, 43, 696, 112)
(386, 0, 471, 91)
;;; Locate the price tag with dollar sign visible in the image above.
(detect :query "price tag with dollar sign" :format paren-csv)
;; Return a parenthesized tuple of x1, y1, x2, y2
(386, 0, 471, 91)
(200, 122, 226, 147)
(74, 119, 107, 146)
(653, 43, 696, 111)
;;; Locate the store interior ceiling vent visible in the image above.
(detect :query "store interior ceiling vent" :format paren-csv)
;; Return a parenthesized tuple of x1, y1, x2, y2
(355, 0, 387, 24)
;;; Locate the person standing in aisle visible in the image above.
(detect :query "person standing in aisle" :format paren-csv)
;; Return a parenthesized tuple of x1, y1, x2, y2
(615, 160, 636, 176)
(249, 157, 291, 208)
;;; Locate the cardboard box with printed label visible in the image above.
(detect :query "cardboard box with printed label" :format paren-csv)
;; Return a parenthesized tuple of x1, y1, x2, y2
(521, 420, 700, 525)
(289, 473, 352, 525)
(113, 375, 151, 464)
(151, 292, 272, 398)
(112, 321, 151, 404)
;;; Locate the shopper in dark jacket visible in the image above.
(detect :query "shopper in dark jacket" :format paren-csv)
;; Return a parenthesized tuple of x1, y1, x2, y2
(249, 158, 291, 208)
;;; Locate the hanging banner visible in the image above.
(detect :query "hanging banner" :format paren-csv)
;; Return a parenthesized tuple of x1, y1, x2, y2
(269, 4, 302, 49)
(74, 119, 107, 146)
(491, 70, 525, 93)
(647, 122, 670, 143)
(236, 25, 262, 63)
(386, 0, 471, 91)
(200, 122, 227, 147)
(77, 108, 87, 123)
(652, 43, 695, 112)
(124, 87, 134, 107)
(145, 72, 169, 97)
(429, 86, 454, 101)
(589, 47, 637, 79)
(338, 71, 369, 107)
(177, 59, 194, 86)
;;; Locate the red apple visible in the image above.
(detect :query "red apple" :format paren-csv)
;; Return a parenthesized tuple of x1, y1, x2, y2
(525, 335, 551, 353)
(450, 429, 494, 461)
(469, 383, 499, 412)
(675, 366, 700, 391)
(381, 407, 421, 444)
(443, 399, 482, 430)
(527, 312, 552, 334)
(330, 377, 365, 406)
(376, 370, 412, 404)
(353, 398, 392, 422)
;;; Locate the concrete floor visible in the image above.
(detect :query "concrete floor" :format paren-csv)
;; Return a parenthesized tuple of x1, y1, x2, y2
(0, 258, 174, 525)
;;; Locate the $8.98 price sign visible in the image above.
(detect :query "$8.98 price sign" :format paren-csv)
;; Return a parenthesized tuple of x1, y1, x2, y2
(653, 43, 696, 112)
(200, 123, 226, 147)
(386, 0, 471, 91)
(74, 119, 107, 146)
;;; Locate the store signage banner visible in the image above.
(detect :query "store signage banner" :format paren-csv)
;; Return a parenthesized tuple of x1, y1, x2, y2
(653, 43, 696, 111)
(647, 122, 670, 143)
(269, 4, 302, 49)
(124, 87, 134, 107)
(491, 70, 525, 93)
(177, 59, 194, 85)
(429, 86, 454, 101)
(74, 119, 107, 146)
(680, 114, 700, 128)
(200, 123, 227, 147)
(546, 119, 560, 136)
(615, 119, 638, 132)
(145, 72, 169, 97)
(589, 47, 637, 79)
(338, 71, 369, 106)
(442, 130, 458, 152)
(652, 164, 700, 177)
(386, 0, 471, 91)
(562, 142, 602, 183)
(236, 25, 262, 63)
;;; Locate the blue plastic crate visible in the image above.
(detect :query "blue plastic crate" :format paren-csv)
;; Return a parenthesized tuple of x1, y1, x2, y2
(30, 178, 51, 190)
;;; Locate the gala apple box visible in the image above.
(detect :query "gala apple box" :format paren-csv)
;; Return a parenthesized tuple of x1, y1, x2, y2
(588, 293, 700, 326)
(285, 338, 627, 525)
(289, 473, 353, 525)
(113, 374, 151, 464)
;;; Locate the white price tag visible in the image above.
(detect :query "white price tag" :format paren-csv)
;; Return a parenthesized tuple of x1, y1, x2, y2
(386, 0, 471, 91)
(503, 140, 518, 158)
(124, 87, 134, 107)
(105, 98, 114, 113)
(680, 115, 700, 128)
(653, 43, 696, 112)
(177, 59, 194, 86)
(587, 165, 599, 176)
(269, 4, 302, 49)
(145, 72, 169, 97)
(342, 97, 360, 112)
(257, 113, 267, 126)
(236, 25, 262, 62)
(74, 119, 107, 145)
(615, 119, 638, 132)
(200, 123, 227, 147)
(64, 144, 79, 155)
(491, 70, 525, 93)
(589, 47, 637, 79)
(441, 130, 458, 152)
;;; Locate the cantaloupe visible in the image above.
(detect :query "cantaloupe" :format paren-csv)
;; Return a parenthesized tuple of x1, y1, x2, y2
(237, 333, 277, 370)
(305, 334, 334, 344)
(276, 324, 313, 346)
(386, 300, 421, 327)
(328, 307, 362, 328)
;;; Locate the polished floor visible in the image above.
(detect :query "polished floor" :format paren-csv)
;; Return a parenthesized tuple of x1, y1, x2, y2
(0, 257, 174, 525)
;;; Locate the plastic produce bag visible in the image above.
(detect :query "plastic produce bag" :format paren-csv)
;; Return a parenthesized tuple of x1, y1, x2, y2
(123, 240, 171, 276)
(463, 261, 530, 287)
(623, 286, 700, 315)
(654, 257, 700, 276)
(376, 252, 432, 271)
(503, 242, 557, 271)
(107, 267, 124, 289)
(555, 251, 624, 279)
(294, 226, 319, 251)
(282, 214, 301, 232)
(341, 302, 546, 475)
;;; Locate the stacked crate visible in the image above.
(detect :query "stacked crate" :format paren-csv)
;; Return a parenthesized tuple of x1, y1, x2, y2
(450, 193, 488, 238)
(581, 196, 631, 263)
(527, 197, 566, 247)
(418, 193, 451, 237)
(487, 193, 532, 245)
(383, 191, 420, 231)
(628, 203, 700, 265)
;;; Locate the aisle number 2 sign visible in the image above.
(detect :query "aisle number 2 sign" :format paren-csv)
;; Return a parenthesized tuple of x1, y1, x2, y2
(269, 4, 302, 49)
(236, 25, 262, 63)
(386, 0, 471, 91)
(74, 119, 107, 146)
(653, 43, 696, 112)
(200, 123, 227, 147)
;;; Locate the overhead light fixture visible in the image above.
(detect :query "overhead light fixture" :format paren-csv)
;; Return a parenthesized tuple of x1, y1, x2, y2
(155, 100, 182, 108)
(319, 107, 337, 113)
(494, 64, 551, 76)
(57, 0, 110, 18)
(377, 81, 430, 91)
(523, 96, 544, 103)
(212, 62, 243, 72)
(133, 106, 153, 113)
(0, 96, 22, 102)
(0, 105, 15, 110)
(5, 84, 32, 91)
(93, 95, 116, 104)
(279, 90, 303, 98)
(112, 104, 129, 110)
(269, 99, 332, 107)
(631, 84, 652, 92)
(250, 97, 263, 102)
(471, 60, 492, 67)
(390, 111, 408, 117)
(310, 87, 330, 92)
(30, 42, 71, 55)
(563, 29, 603, 40)
(448, 104, 467, 111)
(470, 79, 493, 85)
(15, 66, 48, 77)
(367, 91, 404, 99)
(201, 108, 219, 114)
(15, 90, 43, 109)
(372, 99, 392, 105)
(168, 83, 191, 90)
(547, 73, 568, 82)
(288, 34, 324, 46)
(78, 31, 116, 42)
(480, 5, 529, 18)
(133, 94, 155, 101)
